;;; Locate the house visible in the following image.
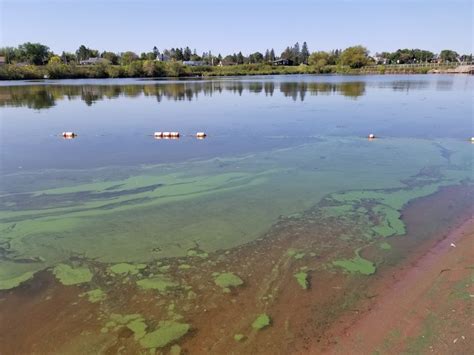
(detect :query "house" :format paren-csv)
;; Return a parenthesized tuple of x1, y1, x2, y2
(0, 56, 6, 65)
(79, 57, 108, 65)
(372, 55, 388, 65)
(272, 58, 293, 66)
(182, 60, 204, 66)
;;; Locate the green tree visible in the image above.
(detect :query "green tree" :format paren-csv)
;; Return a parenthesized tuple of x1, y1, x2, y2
(301, 42, 310, 64)
(101, 51, 118, 65)
(249, 52, 264, 63)
(48, 56, 62, 65)
(76, 45, 98, 61)
(308, 51, 330, 67)
(60, 51, 76, 64)
(439, 50, 459, 63)
(18, 42, 50, 65)
(121, 51, 138, 65)
(236, 51, 245, 64)
(339, 45, 369, 68)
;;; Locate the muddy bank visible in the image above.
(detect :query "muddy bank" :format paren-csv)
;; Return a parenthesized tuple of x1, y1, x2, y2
(320, 186, 474, 354)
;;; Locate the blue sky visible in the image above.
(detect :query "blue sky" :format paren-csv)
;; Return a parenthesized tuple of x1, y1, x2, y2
(1, 0, 472, 55)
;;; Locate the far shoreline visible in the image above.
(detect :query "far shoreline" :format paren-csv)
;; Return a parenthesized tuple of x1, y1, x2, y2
(1, 62, 472, 81)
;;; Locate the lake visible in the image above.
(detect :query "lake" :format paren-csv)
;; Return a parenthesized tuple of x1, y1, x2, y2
(0, 75, 472, 353)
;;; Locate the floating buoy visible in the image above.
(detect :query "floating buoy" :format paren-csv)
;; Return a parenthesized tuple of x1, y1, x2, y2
(155, 132, 179, 139)
(368, 133, 376, 139)
(470, 137, 474, 143)
(196, 132, 207, 139)
(62, 132, 76, 139)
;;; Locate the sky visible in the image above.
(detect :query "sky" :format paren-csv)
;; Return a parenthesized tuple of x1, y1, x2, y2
(1, 0, 472, 56)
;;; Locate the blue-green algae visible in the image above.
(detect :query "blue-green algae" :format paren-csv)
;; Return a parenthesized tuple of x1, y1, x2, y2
(333, 254, 376, 275)
(52, 264, 93, 285)
(1, 138, 471, 286)
(252, 314, 271, 330)
(234, 334, 246, 341)
(139, 321, 190, 349)
(109, 263, 146, 275)
(214, 272, 244, 289)
(136, 275, 178, 292)
(294, 272, 309, 289)
(0, 271, 35, 290)
(80, 288, 106, 303)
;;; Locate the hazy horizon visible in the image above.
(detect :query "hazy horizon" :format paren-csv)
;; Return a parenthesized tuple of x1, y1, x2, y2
(1, 0, 472, 56)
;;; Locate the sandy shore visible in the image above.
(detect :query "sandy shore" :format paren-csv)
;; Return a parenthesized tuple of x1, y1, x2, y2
(323, 216, 474, 354)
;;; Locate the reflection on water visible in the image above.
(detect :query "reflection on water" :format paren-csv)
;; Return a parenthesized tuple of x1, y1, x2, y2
(0, 80, 368, 109)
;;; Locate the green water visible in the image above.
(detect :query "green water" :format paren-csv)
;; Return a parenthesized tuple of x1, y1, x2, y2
(0, 136, 471, 288)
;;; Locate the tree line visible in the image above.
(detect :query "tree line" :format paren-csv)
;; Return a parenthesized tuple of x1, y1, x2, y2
(1, 42, 471, 69)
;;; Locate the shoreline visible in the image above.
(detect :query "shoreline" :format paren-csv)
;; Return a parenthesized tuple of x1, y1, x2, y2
(1, 64, 471, 81)
(322, 213, 474, 354)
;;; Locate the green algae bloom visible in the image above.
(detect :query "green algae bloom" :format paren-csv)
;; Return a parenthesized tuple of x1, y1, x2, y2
(80, 288, 106, 303)
(333, 255, 376, 275)
(136, 275, 178, 292)
(214, 272, 244, 289)
(379, 242, 392, 250)
(0, 271, 35, 290)
(234, 334, 246, 341)
(109, 263, 146, 276)
(294, 271, 309, 290)
(127, 318, 148, 340)
(139, 321, 190, 349)
(252, 314, 271, 330)
(170, 344, 182, 355)
(52, 264, 93, 285)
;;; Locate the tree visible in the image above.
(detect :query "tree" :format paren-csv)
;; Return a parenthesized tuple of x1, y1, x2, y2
(439, 49, 459, 63)
(264, 49, 270, 62)
(60, 51, 76, 64)
(76, 45, 98, 61)
(339, 45, 369, 68)
(280, 47, 294, 61)
(18, 42, 50, 65)
(0, 47, 19, 64)
(270, 49, 275, 61)
(293, 42, 301, 64)
(183, 46, 192, 61)
(301, 42, 310, 64)
(48, 56, 62, 65)
(101, 51, 119, 65)
(121, 51, 138, 65)
(236, 51, 244, 64)
(308, 51, 330, 67)
(249, 52, 264, 63)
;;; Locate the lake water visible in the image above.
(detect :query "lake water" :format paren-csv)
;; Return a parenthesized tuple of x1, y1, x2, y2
(0, 75, 472, 353)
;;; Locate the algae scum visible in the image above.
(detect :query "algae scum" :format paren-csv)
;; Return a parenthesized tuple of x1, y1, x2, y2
(0, 136, 472, 351)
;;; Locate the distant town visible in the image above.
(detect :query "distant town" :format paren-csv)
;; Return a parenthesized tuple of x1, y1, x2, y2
(0, 42, 472, 79)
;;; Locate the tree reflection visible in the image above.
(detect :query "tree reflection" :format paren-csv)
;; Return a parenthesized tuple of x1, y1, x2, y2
(0, 80, 369, 110)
